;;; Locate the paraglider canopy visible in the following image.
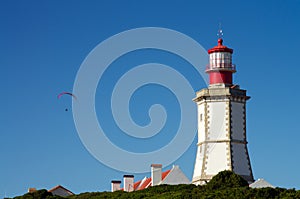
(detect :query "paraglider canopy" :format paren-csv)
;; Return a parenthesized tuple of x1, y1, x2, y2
(57, 92, 77, 100)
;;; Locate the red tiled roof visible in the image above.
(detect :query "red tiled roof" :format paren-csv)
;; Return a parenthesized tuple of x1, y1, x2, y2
(162, 169, 171, 180)
(118, 169, 172, 191)
(137, 177, 151, 190)
(136, 169, 171, 190)
(133, 180, 142, 190)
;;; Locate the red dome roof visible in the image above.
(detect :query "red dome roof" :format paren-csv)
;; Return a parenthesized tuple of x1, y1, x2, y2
(208, 38, 233, 54)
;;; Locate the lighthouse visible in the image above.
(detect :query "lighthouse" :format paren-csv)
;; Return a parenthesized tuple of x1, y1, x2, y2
(192, 37, 254, 184)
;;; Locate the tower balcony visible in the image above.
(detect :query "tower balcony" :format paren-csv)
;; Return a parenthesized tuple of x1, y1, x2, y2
(206, 64, 236, 72)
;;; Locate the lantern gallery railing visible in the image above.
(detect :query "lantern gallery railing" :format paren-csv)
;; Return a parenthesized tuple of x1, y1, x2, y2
(206, 64, 236, 72)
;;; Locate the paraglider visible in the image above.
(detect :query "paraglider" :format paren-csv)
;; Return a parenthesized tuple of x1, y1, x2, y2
(57, 92, 77, 112)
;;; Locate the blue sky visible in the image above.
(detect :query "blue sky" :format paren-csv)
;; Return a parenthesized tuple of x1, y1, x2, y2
(1, 0, 300, 197)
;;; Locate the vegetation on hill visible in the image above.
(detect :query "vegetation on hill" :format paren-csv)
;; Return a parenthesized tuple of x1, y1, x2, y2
(11, 189, 61, 199)
(8, 171, 300, 199)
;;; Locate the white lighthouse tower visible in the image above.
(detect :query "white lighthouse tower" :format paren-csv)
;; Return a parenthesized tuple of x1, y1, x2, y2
(192, 37, 254, 184)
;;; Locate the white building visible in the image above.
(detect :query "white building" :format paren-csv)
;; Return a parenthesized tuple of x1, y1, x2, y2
(192, 38, 254, 185)
(111, 164, 190, 192)
(250, 178, 275, 188)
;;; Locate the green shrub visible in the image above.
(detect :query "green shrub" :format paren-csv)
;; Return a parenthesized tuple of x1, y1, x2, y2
(206, 170, 249, 190)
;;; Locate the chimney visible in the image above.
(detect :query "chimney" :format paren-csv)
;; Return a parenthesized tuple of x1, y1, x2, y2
(123, 175, 134, 192)
(151, 164, 162, 186)
(111, 180, 121, 192)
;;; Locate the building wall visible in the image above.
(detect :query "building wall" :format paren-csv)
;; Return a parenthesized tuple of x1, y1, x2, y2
(205, 142, 230, 175)
(230, 101, 252, 179)
(205, 101, 230, 175)
(193, 99, 231, 183)
(231, 143, 251, 176)
(111, 182, 121, 192)
(192, 145, 204, 183)
(207, 101, 228, 141)
(197, 102, 206, 143)
(193, 87, 253, 184)
(231, 102, 245, 141)
(124, 176, 134, 192)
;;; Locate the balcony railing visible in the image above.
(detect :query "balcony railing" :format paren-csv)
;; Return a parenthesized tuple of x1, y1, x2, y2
(206, 64, 236, 72)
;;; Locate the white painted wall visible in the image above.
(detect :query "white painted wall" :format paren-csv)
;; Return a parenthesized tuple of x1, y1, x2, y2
(205, 143, 229, 175)
(231, 102, 245, 141)
(111, 182, 121, 192)
(192, 145, 204, 180)
(193, 93, 252, 184)
(207, 102, 228, 140)
(197, 102, 206, 143)
(151, 164, 162, 186)
(124, 176, 134, 192)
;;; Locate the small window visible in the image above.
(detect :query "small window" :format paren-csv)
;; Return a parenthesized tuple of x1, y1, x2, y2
(200, 114, 203, 122)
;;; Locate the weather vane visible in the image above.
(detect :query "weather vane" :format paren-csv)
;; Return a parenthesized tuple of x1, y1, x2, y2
(217, 23, 223, 39)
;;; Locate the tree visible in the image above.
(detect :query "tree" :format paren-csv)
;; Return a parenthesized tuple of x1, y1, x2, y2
(205, 170, 249, 190)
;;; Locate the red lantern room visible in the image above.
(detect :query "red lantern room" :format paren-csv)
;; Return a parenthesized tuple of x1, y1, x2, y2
(206, 38, 236, 85)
